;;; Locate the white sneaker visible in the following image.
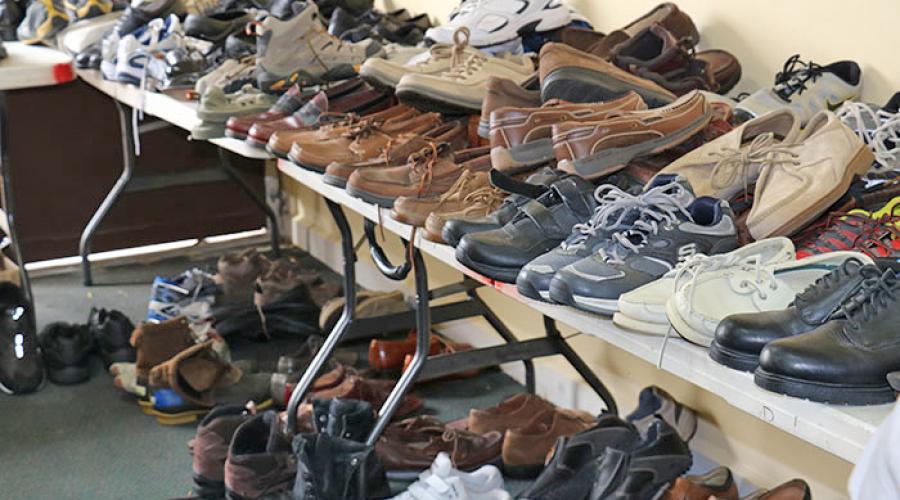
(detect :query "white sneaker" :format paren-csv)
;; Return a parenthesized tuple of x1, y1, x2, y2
(113, 14, 183, 85)
(359, 31, 482, 89)
(425, 0, 571, 48)
(665, 251, 870, 347)
(391, 453, 511, 500)
(99, 30, 120, 80)
(837, 95, 900, 172)
(613, 237, 796, 335)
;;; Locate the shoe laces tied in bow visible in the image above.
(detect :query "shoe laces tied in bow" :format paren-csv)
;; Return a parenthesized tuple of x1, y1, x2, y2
(708, 133, 800, 198)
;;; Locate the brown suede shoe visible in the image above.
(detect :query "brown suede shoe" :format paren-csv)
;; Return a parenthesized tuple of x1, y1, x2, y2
(489, 92, 647, 173)
(743, 479, 812, 500)
(369, 331, 442, 372)
(377, 423, 503, 478)
(149, 341, 241, 407)
(552, 90, 712, 179)
(267, 104, 415, 159)
(131, 316, 195, 382)
(664, 467, 739, 500)
(322, 120, 469, 188)
(422, 186, 505, 243)
(391, 168, 491, 226)
(501, 408, 596, 478)
(586, 2, 698, 60)
(468, 393, 555, 435)
(478, 76, 541, 139)
(539, 42, 676, 107)
(289, 112, 442, 172)
(346, 144, 491, 208)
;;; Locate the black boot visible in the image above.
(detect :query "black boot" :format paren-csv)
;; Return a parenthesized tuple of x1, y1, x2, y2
(312, 398, 374, 443)
(292, 432, 390, 499)
(0, 283, 43, 394)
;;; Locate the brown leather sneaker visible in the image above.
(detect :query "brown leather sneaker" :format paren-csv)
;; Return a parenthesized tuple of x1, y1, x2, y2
(377, 424, 503, 478)
(553, 90, 713, 179)
(266, 104, 414, 159)
(664, 467, 739, 500)
(422, 185, 505, 243)
(289, 112, 442, 172)
(477, 76, 541, 139)
(539, 42, 676, 107)
(322, 120, 468, 188)
(346, 145, 491, 207)
(501, 408, 596, 478)
(468, 393, 555, 435)
(489, 92, 647, 174)
(391, 168, 491, 226)
(586, 2, 699, 60)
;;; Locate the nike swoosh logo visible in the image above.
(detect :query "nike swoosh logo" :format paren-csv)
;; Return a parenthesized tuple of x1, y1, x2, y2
(826, 99, 845, 111)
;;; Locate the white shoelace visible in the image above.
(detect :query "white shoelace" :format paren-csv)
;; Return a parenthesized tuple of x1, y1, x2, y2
(562, 186, 639, 250)
(839, 101, 900, 171)
(133, 18, 171, 156)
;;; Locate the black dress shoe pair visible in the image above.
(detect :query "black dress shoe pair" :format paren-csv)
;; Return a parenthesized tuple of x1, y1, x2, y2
(713, 257, 900, 405)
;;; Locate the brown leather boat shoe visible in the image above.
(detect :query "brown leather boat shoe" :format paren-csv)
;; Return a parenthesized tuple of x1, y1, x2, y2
(501, 407, 596, 478)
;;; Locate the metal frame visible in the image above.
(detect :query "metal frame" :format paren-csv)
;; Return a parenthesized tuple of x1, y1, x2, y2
(79, 101, 281, 286)
(285, 200, 618, 444)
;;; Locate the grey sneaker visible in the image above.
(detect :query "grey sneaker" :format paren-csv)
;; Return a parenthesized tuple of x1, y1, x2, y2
(549, 177, 740, 315)
(626, 386, 697, 443)
(735, 54, 861, 125)
(255, 1, 384, 92)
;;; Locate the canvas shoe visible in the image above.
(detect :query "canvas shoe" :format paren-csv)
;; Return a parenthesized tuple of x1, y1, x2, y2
(391, 452, 511, 500)
(255, 1, 384, 92)
(666, 250, 866, 347)
(516, 174, 676, 302)
(549, 178, 740, 315)
(424, 0, 571, 49)
(735, 54, 861, 125)
(613, 237, 796, 336)
(746, 111, 875, 239)
(837, 92, 900, 172)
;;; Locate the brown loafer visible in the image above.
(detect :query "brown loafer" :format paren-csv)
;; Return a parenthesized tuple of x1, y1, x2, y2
(501, 408, 596, 478)
(467, 393, 555, 435)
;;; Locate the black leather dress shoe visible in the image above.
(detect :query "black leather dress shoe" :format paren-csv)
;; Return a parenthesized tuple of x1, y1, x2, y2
(710, 256, 878, 372)
(520, 415, 640, 500)
(755, 269, 900, 405)
(456, 175, 597, 283)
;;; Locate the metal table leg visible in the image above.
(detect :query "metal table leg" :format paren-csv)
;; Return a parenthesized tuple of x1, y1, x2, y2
(79, 100, 135, 286)
(216, 148, 281, 258)
(0, 91, 34, 314)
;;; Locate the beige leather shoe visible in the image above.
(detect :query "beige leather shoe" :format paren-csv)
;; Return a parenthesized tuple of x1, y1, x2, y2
(747, 111, 875, 239)
(659, 108, 802, 200)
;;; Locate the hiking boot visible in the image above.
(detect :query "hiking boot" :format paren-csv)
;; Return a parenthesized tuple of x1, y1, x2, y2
(88, 307, 136, 368)
(191, 405, 255, 499)
(490, 92, 647, 174)
(478, 76, 541, 139)
(312, 398, 374, 442)
(0, 283, 42, 394)
(292, 432, 391, 499)
(552, 90, 713, 179)
(225, 411, 296, 499)
(214, 248, 271, 305)
(255, 1, 384, 92)
(539, 42, 676, 107)
(38, 322, 93, 385)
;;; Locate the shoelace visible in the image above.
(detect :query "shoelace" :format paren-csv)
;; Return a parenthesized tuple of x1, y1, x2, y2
(708, 133, 801, 197)
(408, 142, 451, 196)
(799, 211, 900, 257)
(840, 271, 898, 335)
(460, 186, 505, 214)
(133, 18, 170, 155)
(837, 101, 900, 170)
(794, 257, 878, 307)
(561, 186, 640, 250)
(773, 54, 825, 99)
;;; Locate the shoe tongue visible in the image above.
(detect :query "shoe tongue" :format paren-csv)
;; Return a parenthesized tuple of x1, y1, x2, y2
(430, 452, 454, 477)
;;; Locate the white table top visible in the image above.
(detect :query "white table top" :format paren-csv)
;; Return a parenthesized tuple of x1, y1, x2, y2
(0, 42, 75, 91)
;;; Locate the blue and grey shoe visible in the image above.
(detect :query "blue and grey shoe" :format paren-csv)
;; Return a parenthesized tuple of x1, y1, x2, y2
(147, 268, 219, 323)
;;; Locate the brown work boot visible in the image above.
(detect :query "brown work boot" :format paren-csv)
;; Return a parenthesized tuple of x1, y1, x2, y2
(477, 76, 541, 139)
(267, 103, 414, 159)
(148, 341, 242, 407)
(214, 248, 270, 305)
(422, 186, 506, 243)
(586, 2, 699, 60)
(190, 405, 256, 499)
(391, 168, 491, 227)
(539, 42, 676, 107)
(501, 408, 596, 478)
(552, 90, 713, 179)
(489, 92, 647, 174)
(131, 316, 195, 382)
(224, 411, 296, 499)
(347, 145, 490, 207)
(322, 120, 469, 188)
(289, 111, 442, 172)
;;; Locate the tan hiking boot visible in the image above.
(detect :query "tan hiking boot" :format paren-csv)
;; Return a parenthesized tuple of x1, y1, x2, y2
(477, 76, 542, 139)
(346, 145, 491, 208)
(423, 186, 506, 243)
(747, 111, 875, 239)
(539, 42, 676, 107)
(391, 168, 491, 227)
(489, 92, 647, 174)
(288, 112, 441, 172)
(659, 108, 802, 200)
(552, 90, 712, 179)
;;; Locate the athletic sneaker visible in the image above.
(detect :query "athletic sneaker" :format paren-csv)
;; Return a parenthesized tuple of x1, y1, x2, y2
(794, 198, 900, 260)
(0, 283, 43, 395)
(837, 92, 900, 172)
(549, 178, 740, 315)
(391, 452, 511, 500)
(424, 0, 571, 48)
(63, 0, 112, 22)
(113, 15, 184, 86)
(16, 0, 68, 44)
(147, 268, 218, 325)
(516, 174, 672, 302)
(254, 1, 383, 92)
(735, 54, 861, 125)
(613, 237, 796, 336)
(195, 55, 256, 95)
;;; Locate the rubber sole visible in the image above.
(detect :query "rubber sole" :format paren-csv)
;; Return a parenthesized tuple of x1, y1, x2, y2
(258, 64, 358, 94)
(345, 185, 397, 208)
(455, 248, 521, 284)
(612, 312, 669, 336)
(549, 278, 618, 315)
(395, 85, 481, 116)
(265, 144, 290, 160)
(541, 67, 675, 108)
(754, 369, 897, 405)
(515, 277, 551, 302)
(664, 300, 714, 347)
(149, 399, 273, 425)
(322, 174, 348, 188)
(491, 139, 555, 175)
(708, 340, 759, 372)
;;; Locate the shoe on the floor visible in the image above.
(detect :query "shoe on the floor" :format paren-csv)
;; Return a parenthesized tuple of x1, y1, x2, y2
(552, 90, 714, 179)
(254, 1, 384, 92)
(225, 410, 296, 499)
(539, 42, 677, 107)
(755, 268, 900, 405)
(468, 393, 556, 435)
(88, 307, 136, 368)
(292, 432, 391, 499)
(588, 418, 692, 500)
(735, 55, 861, 125)
(502, 407, 597, 479)
(425, 0, 570, 48)
(837, 92, 900, 172)
(16, 0, 68, 44)
(664, 467, 739, 500)
(319, 290, 410, 333)
(711, 255, 878, 371)
(147, 268, 218, 324)
(478, 76, 542, 139)
(390, 452, 510, 500)
(213, 248, 271, 305)
(38, 322, 93, 385)
(312, 397, 374, 442)
(550, 177, 740, 315)
(0, 283, 42, 394)
(746, 111, 875, 239)
(190, 404, 255, 499)
(456, 175, 598, 284)
(132, 316, 196, 382)
(625, 386, 697, 442)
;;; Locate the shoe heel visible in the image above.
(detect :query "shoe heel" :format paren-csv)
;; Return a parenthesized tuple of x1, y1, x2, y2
(848, 145, 876, 177)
